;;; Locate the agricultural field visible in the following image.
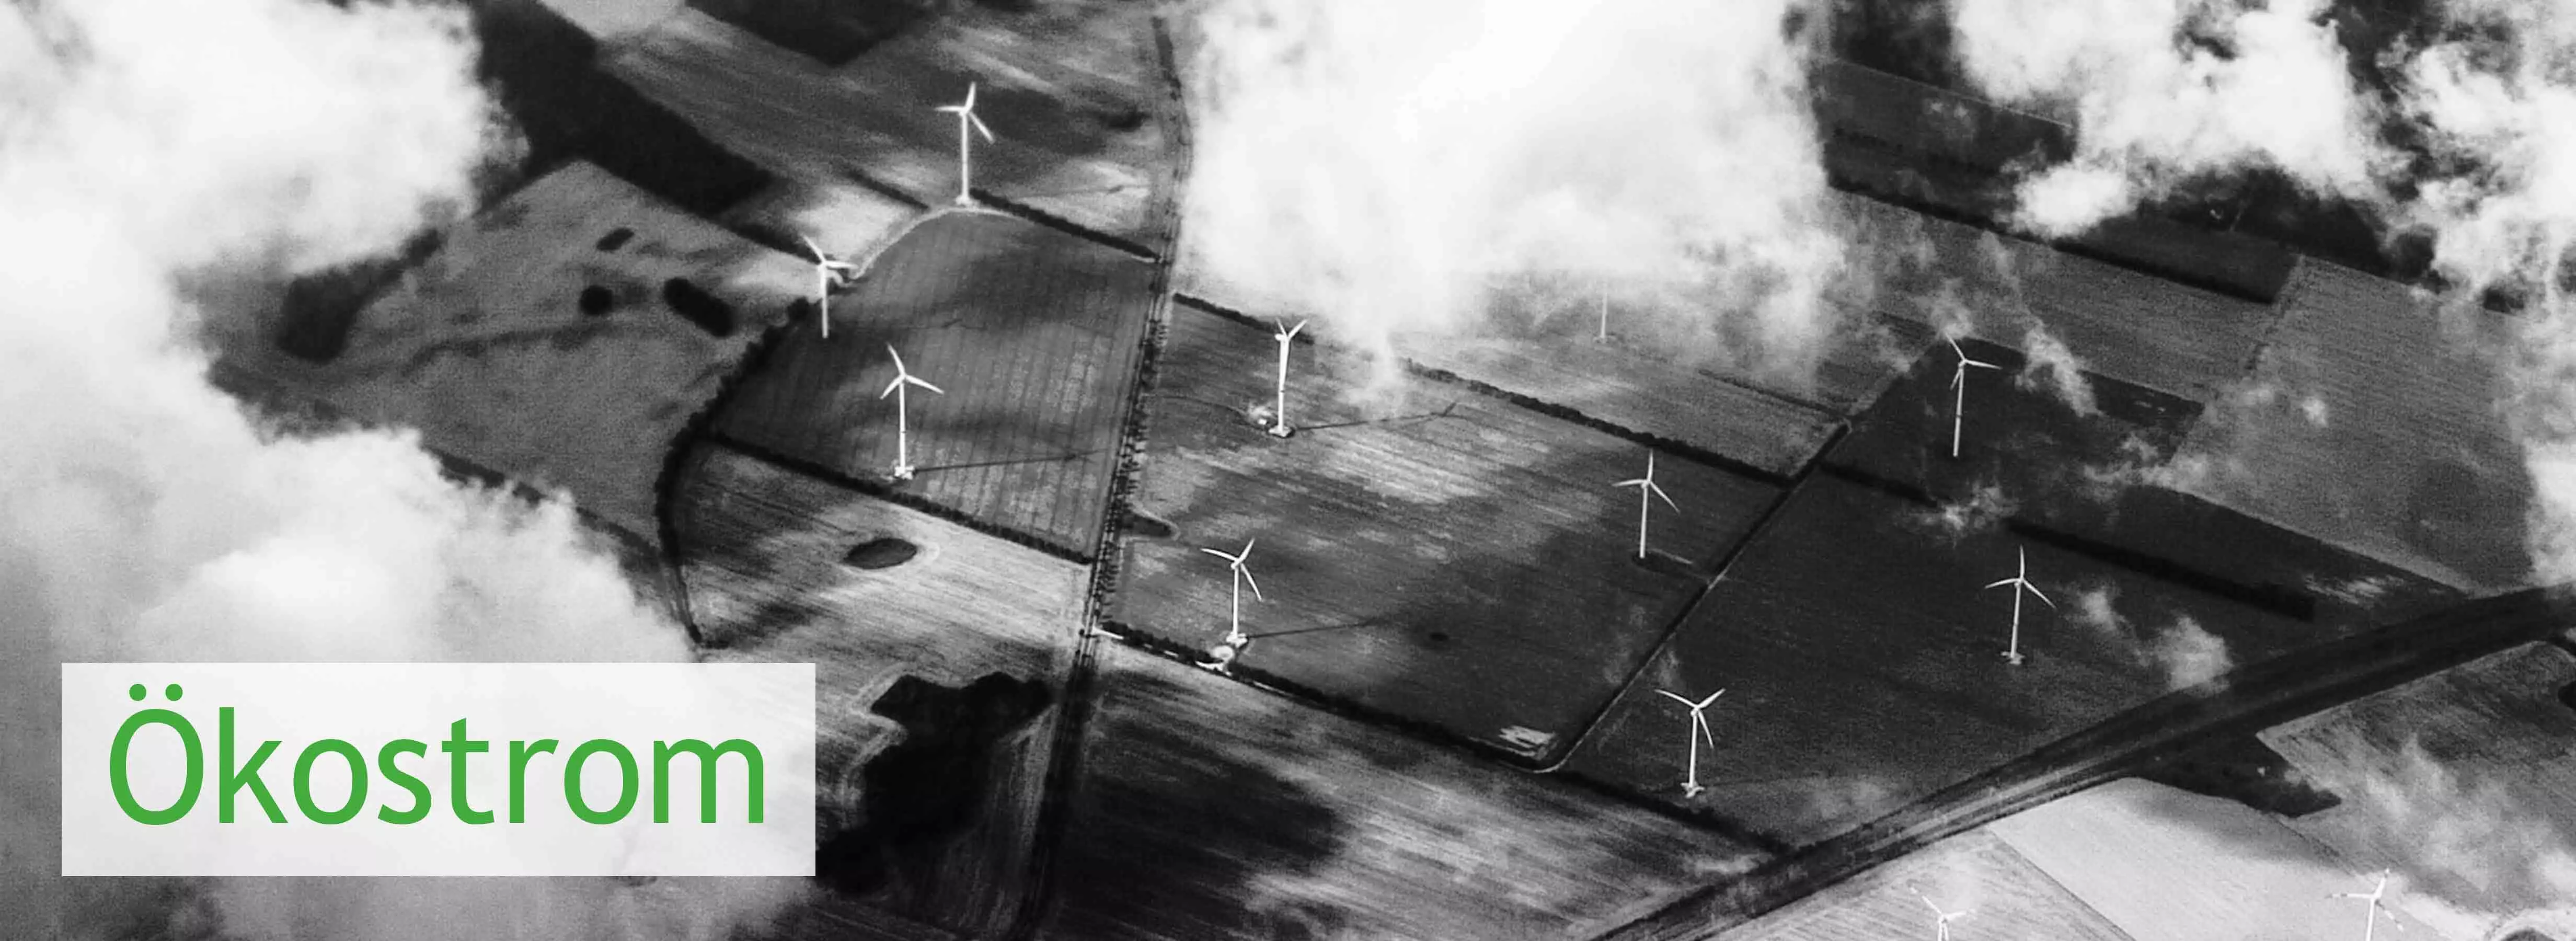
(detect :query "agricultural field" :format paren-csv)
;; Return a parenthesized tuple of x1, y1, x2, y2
(1559, 474, 2348, 846)
(2262, 642, 2576, 939)
(2172, 259, 2533, 592)
(712, 210, 1157, 556)
(669, 441, 1083, 937)
(1028, 642, 1766, 941)
(1166, 268, 1922, 477)
(1110, 303, 1786, 763)
(1822, 332, 2462, 628)
(1986, 778, 2437, 941)
(602, 0, 1175, 250)
(1721, 827, 2129, 941)
(216, 160, 830, 544)
(1832, 190, 2284, 406)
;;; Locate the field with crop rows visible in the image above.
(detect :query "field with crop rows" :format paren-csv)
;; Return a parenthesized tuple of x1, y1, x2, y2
(670, 442, 1082, 936)
(1110, 303, 1786, 762)
(1030, 643, 1766, 941)
(1562, 474, 2336, 845)
(714, 210, 1157, 556)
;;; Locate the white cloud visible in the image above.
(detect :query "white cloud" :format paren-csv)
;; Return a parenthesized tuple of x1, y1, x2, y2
(0, 0, 803, 936)
(1179, 0, 1853, 403)
(1950, 0, 2389, 236)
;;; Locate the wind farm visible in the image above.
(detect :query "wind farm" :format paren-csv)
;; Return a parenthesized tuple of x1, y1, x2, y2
(164, 0, 2576, 939)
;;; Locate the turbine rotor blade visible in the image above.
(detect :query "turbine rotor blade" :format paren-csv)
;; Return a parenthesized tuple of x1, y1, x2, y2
(886, 345, 906, 375)
(1655, 690, 1694, 708)
(1614, 478, 1650, 489)
(880, 376, 904, 399)
(799, 234, 825, 261)
(1648, 481, 1678, 510)
(1946, 335, 1967, 360)
(1983, 577, 2015, 590)
(964, 81, 978, 109)
(1239, 566, 1263, 601)
(2026, 584, 2056, 608)
(1697, 689, 1726, 708)
(1201, 547, 1233, 560)
(971, 112, 995, 143)
(910, 376, 946, 395)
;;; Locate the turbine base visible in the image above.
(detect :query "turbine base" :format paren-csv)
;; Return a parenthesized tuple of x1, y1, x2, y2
(890, 465, 916, 482)
(1266, 423, 1295, 439)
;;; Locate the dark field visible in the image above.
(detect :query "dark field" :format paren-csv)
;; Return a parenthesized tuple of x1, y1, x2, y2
(1560, 475, 2366, 847)
(1111, 303, 1786, 763)
(713, 210, 1157, 556)
(1029, 644, 1767, 941)
(605, 2, 1172, 248)
(669, 442, 1082, 936)
(1822, 333, 2461, 627)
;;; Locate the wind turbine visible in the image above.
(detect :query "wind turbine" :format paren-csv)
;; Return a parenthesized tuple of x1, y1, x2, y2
(2329, 869, 2404, 941)
(1268, 319, 1306, 438)
(1981, 546, 2056, 665)
(879, 345, 945, 481)
(798, 235, 859, 339)
(1200, 539, 1263, 650)
(1613, 451, 1678, 560)
(1654, 688, 1723, 798)
(1946, 335, 2003, 459)
(1596, 282, 1611, 343)
(1910, 886, 1972, 941)
(935, 82, 997, 206)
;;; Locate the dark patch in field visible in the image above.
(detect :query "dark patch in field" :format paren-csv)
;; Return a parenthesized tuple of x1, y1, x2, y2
(577, 284, 615, 317)
(2135, 733, 2341, 818)
(595, 227, 635, 251)
(1121, 511, 1175, 541)
(685, 0, 930, 67)
(1034, 665, 1356, 940)
(842, 536, 918, 569)
(466, 0, 774, 217)
(662, 277, 736, 338)
(819, 673, 1052, 897)
(274, 227, 444, 363)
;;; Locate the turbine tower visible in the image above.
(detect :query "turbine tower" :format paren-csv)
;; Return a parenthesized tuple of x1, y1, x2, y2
(1655, 687, 1724, 798)
(879, 345, 945, 481)
(1981, 546, 2056, 665)
(1613, 451, 1678, 560)
(1269, 319, 1306, 438)
(936, 82, 997, 206)
(1910, 886, 1972, 941)
(2329, 869, 2404, 941)
(798, 235, 859, 339)
(1946, 335, 2002, 459)
(1200, 538, 1263, 650)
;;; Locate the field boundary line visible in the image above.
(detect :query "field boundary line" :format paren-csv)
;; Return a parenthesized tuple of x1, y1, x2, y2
(699, 433, 1094, 565)
(997, 10, 1192, 939)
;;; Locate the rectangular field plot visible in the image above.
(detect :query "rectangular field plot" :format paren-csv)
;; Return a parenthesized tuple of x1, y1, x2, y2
(715, 211, 1156, 556)
(2263, 642, 2576, 926)
(604, 5, 1171, 248)
(1724, 827, 2128, 941)
(1110, 304, 1786, 763)
(1031, 644, 1767, 941)
(1836, 190, 2282, 404)
(2172, 260, 2533, 591)
(669, 442, 1081, 937)
(1822, 335, 2459, 629)
(1560, 475, 2338, 847)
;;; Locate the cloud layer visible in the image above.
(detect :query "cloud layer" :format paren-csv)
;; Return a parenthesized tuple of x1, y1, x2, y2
(0, 0, 799, 936)
(1178, 0, 1854, 400)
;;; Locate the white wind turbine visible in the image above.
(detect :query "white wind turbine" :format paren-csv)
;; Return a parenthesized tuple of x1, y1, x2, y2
(935, 82, 997, 206)
(1201, 539, 1263, 649)
(1981, 546, 2056, 665)
(1655, 687, 1724, 798)
(879, 345, 945, 481)
(2329, 869, 2404, 941)
(1946, 335, 2003, 459)
(798, 235, 859, 339)
(1613, 451, 1678, 560)
(1910, 886, 1972, 941)
(1268, 319, 1306, 438)
(1596, 281, 1611, 343)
